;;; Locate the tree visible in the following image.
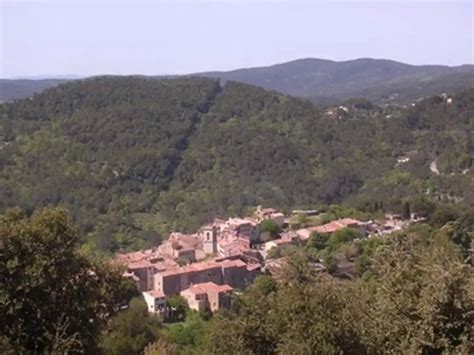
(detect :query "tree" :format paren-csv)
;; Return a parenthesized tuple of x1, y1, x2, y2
(99, 297, 161, 355)
(402, 200, 411, 219)
(429, 205, 460, 228)
(253, 275, 277, 295)
(166, 295, 189, 322)
(326, 228, 364, 251)
(267, 246, 282, 259)
(207, 251, 364, 354)
(259, 220, 281, 238)
(353, 232, 474, 353)
(144, 339, 179, 355)
(306, 232, 330, 251)
(207, 228, 474, 354)
(160, 311, 208, 352)
(0, 208, 137, 353)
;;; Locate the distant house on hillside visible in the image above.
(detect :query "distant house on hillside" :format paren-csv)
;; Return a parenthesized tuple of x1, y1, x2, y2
(296, 218, 364, 241)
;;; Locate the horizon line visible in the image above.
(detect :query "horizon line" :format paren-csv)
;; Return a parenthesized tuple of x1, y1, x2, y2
(2, 56, 473, 80)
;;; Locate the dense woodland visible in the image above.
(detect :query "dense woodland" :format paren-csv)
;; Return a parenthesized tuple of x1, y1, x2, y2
(0, 76, 473, 252)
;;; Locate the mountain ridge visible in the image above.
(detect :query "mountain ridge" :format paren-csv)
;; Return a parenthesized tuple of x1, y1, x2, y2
(196, 58, 474, 103)
(2, 57, 473, 103)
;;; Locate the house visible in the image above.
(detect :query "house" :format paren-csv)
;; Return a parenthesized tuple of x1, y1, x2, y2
(312, 218, 363, 234)
(142, 290, 166, 314)
(291, 209, 319, 216)
(225, 218, 259, 242)
(127, 260, 155, 291)
(256, 207, 285, 227)
(217, 235, 251, 258)
(296, 218, 364, 241)
(154, 258, 260, 296)
(263, 233, 297, 252)
(180, 282, 232, 312)
(158, 232, 203, 261)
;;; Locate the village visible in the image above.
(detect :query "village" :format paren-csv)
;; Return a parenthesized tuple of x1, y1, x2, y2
(117, 206, 424, 318)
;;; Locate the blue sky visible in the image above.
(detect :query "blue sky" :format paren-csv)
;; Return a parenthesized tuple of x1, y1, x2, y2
(1, 0, 473, 78)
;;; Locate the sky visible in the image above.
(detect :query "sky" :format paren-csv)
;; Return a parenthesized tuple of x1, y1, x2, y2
(0, 0, 473, 78)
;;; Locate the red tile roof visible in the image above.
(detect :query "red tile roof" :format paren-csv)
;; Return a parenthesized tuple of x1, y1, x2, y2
(128, 260, 154, 270)
(186, 282, 233, 295)
(146, 290, 166, 298)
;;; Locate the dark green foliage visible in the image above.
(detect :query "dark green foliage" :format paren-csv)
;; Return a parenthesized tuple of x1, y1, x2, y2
(160, 312, 208, 353)
(0, 77, 221, 251)
(0, 208, 137, 353)
(429, 204, 460, 228)
(267, 246, 283, 259)
(326, 228, 364, 251)
(99, 297, 161, 355)
(166, 295, 189, 322)
(207, 230, 474, 354)
(402, 200, 411, 219)
(253, 275, 277, 295)
(259, 220, 281, 237)
(306, 232, 330, 251)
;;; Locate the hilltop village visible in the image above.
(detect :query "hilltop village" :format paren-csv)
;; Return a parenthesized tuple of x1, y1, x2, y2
(117, 207, 423, 317)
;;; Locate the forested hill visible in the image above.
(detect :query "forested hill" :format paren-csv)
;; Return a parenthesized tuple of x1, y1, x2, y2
(197, 58, 474, 104)
(0, 78, 69, 102)
(2, 58, 474, 104)
(0, 76, 473, 252)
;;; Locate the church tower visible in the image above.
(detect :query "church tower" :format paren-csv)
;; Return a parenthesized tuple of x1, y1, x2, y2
(202, 225, 217, 254)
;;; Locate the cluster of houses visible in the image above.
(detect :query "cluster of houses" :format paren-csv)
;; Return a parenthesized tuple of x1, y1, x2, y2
(117, 207, 421, 317)
(117, 207, 286, 316)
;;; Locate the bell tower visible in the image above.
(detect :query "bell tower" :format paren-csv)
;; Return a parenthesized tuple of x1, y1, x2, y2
(202, 225, 217, 254)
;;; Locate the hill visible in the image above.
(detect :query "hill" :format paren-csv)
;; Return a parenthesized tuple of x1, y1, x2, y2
(2, 58, 474, 104)
(0, 78, 70, 102)
(0, 77, 472, 251)
(197, 58, 474, 104)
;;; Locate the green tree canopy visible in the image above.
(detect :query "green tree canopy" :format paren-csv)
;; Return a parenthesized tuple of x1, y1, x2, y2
(0, 207, 137, 353)
(206, 230, 474, 354)
(99, 297, 161, 355)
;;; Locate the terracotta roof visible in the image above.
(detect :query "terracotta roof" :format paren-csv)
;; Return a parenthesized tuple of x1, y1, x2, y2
(128, 260, 154, 270)
(337, 218, 363, 226)
(220, 259, 247, 268)
(117, 251, 148, 263)
(150, 259, 178, 272)
(145, 290, 166, 298)
(186, 282, 233, 295)
(297, 218, 364, 237)
(160, 260, 221, 277)
(246, 263, 261, 272)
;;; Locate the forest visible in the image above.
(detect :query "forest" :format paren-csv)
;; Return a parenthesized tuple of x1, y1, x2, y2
(0, 76, 473, 253)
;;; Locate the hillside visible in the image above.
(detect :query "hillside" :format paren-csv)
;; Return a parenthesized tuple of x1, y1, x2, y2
(197, 58, 474, 104)
(2, 58, 474, 104)
(0, 78, 69, 102)
(0, 77, 472, 251)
